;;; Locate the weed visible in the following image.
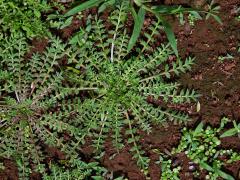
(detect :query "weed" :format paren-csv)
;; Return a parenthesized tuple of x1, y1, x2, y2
(221, 120, 240, 138)
(171, 119, 239, 180)
(64, 0, 221, 57)
(0, 0, 52, 38)
(0, 33, 106, 179)
(65, 2, 199, 169)
(159, 158, 181, 180)
(0, 3, 199, 177)
(218, 53, 234, 63)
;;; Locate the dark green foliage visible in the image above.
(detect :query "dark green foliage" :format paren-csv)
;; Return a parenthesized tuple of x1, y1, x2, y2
(0, 33, 106, 179)
(64, 0, 221, 56)
(43, 161, 106, 180)
(221, 120, 240, 138)
(0, 0, 51, 38)
(154, 118, 240, 179)
(172, 119, 238, 180)
(65, 2, 199, 169)
(0, 2, 199, 178)
(128, 6, 145, 51)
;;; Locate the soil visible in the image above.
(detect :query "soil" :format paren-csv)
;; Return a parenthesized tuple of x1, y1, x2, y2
(1, 0, 240, 179)
(0, 159, 18, 180)
(24, 38, 49, 59)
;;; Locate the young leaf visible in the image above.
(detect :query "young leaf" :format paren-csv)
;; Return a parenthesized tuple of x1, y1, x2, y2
(127, 6, 145, 51)
(98, 0, 115, 13)
(215, 169, 234, 180)
(233, 121, 239, 129)
(161, 18, 178, 57)
(152, 5, 184, 14)
(114, 177, 124, 180)
(206, 13, 222, 24)
(92, 176, 105, 180)
(189, 11, 202, 20)
(199, 161, 214, 172)
(60, 16, 73, 29)
(211, 14, 223, 24)
(194, 122, 204, 135)
(152, 5, 195, 14)
(64, 0, 104, 17)
(220, 128, 238, 138)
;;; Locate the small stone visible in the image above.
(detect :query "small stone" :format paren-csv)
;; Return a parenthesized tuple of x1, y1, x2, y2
(188, 165, 196, 172)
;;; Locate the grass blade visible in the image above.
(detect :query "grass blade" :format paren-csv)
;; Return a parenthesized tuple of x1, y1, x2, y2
(127, 7, 145, 52)
(199, 161, 213, 172)
(161, 18, 178, 57)
(152, 5, 192, 14)
(216, 169, 234, 180)
(194, 122, 204, 135)
(98, 0, 115, 13)
(220, 129, 238, 138)
(64, 0, 104, 17)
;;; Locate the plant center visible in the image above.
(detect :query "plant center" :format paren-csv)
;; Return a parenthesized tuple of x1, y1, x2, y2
(99, 65, 139, 108)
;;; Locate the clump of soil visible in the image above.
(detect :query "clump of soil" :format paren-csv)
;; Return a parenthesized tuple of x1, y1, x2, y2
(0, 159, 18, 180)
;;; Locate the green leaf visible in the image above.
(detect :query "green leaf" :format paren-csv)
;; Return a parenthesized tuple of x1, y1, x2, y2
(207, 14, 222, 24)
(220, 117, 229, 129)
(34, 10, 41, 18)
(114, 177, 124, 180)
(152, 5, 193, 14)
(161, 19, 178, 57)
(152, 5, 181, 14)
(220, 128, 238, 138)
(216, 169, 234, 180)
(98, 0, 115, 13)
(60, 16, 73, 29)
(92, 176, 104, 180)
(127, 6, 145, 52)
(189, 11, 202, 19)
(64, 0, 104, 17)
(212, 14, 223, 24)
(194, 122, 204, 135)
(199, 161, 213, 171)
(233, 121, 240, 129)
(127, 138, 135, 144)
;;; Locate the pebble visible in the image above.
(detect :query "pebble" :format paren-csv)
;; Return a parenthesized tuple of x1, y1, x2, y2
(188, 165, 196, 172)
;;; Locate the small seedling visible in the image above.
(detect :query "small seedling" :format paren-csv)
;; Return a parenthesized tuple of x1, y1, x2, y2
(217, 53, 234, 63)
(221, 121, 240, 138)
(172, 120, 237, 180)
